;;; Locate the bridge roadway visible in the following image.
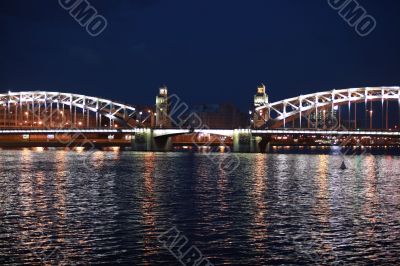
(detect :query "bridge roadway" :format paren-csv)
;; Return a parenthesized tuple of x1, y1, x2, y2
(0, 128, 399, 137)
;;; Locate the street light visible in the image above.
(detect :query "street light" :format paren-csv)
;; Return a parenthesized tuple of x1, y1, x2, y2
(249, 110, 253, 127)
(369, 110, 373, 129)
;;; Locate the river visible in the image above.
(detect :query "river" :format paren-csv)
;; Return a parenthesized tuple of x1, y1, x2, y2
(1, 149, 399, 265)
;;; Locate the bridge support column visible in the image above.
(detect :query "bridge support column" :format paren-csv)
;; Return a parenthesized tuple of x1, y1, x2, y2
(131, 129, 172, 152)
(257, 135, 272, 153)
(232, 129, 262, 153)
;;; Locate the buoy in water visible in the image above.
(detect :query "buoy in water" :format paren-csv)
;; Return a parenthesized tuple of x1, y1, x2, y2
(340, 161, 347, 170)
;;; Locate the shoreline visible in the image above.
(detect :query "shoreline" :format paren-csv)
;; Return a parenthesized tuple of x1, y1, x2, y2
(0, 144, 398, 155)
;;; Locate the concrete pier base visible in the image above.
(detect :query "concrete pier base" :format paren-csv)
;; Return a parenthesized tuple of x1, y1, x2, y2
(232, 129, 263, 153)
(131, 128, 271, 153)
(131, 129, 172, 152)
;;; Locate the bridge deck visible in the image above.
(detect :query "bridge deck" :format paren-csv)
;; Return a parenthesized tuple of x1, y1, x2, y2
(0, 128, 398, 136)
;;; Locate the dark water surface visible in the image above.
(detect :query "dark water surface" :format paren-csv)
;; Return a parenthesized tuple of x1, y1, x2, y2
(0, 149, 400, 265)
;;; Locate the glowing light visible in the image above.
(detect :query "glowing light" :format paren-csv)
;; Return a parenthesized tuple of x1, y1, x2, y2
(160, 88, 168, 95)
(75, 147, 84, 152)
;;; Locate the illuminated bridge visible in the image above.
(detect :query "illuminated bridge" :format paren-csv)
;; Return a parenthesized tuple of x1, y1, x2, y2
(0, 128, 399, 137)
(0, 87, 399, 152)
(254, 86, 400, 130)
(0, 91, 138, 128)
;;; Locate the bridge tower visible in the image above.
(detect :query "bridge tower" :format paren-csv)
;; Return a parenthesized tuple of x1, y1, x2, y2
(155, 86, 171, 128)
(253, 84, 269, 128)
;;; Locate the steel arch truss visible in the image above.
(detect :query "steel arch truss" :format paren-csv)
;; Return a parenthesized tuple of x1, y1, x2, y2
(255, 86, 400, 126)
(0, 91, 137, 128)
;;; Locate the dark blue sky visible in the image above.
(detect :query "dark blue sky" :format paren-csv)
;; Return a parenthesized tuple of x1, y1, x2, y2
(0, 0, 399, 110)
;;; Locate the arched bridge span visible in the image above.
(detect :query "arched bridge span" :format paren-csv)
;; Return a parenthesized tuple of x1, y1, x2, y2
(0, 91, 137, 128)
(255, 86, 400, 128)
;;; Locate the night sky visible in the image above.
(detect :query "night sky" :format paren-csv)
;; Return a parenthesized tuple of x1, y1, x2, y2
(0, 0, 399, 110)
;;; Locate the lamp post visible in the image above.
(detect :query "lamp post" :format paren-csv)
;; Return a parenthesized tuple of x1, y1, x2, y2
(369, 110, 373, 130)
(24, 111, 29, 127)
(249, 110, 253, 128)
(148, 109, 155, 128)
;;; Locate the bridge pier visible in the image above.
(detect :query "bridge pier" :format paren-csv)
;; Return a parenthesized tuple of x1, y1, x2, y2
(232, 129, 263, 153)
(131, 129, 172, 152)
(257, 135, 272, 153)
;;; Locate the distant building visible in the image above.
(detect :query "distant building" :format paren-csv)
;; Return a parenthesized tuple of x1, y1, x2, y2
(187, 103, 248, 129)
(155, 86, 171, 128)
(252, 84, 269, 128)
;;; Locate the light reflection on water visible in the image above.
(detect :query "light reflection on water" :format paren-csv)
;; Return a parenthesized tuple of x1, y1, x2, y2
(0, 150, 400, 265)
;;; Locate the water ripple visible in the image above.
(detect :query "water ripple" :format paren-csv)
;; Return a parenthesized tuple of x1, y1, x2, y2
(0, 151, 399, 265)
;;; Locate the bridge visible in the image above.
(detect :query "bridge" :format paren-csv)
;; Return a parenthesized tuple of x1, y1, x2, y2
(253, 85, 400, 129)
(0, 128, 399, 137)
(0, 87, 399, 152)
